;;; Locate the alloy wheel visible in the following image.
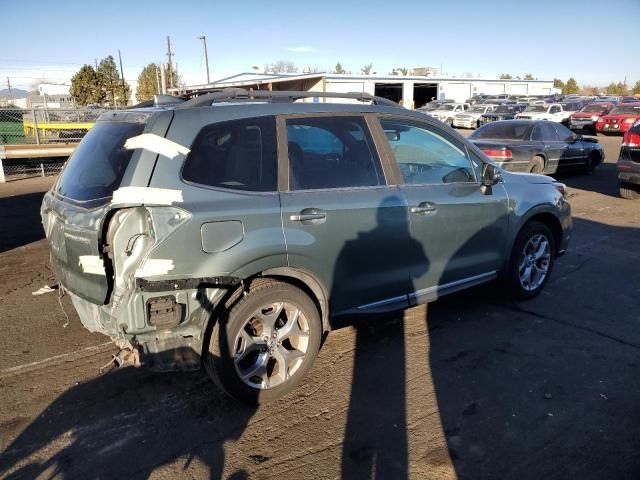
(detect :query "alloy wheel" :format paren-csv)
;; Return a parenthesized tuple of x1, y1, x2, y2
(232, 301, 310, 389)
(518, 234, 551, 291)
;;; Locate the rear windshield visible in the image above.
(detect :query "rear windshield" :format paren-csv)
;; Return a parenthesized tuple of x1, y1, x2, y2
(470, 122, 530, 140)
(56, 122, 144, 201)
(525, 105, 546, 112)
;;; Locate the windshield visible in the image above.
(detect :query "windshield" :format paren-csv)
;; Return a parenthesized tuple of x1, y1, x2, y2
(470, 122, 530, 140)
(438, 105, 455, 111)
(56, 121, 145, 202)
(610, 106, 640, 115)
(495, 106, 515, 113)
(468, 106, 486, 113)
(525, 105, 547, 113)
(581, 105, 607, 113)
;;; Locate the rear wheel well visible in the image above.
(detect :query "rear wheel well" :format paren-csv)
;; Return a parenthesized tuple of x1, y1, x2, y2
(260, 274, 326, 331)
(525, 213, 563, 257)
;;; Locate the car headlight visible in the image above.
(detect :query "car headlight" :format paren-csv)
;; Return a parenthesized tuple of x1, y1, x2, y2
(591, 116, 599, 121)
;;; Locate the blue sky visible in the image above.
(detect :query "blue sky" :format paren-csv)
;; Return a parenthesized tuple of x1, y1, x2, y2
(1, 0, 639, 90)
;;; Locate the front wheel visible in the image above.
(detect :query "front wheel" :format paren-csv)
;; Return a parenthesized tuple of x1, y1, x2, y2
(583, 152, 598, 175)
(506, 221, 555, 299)
(204, 279, 322, 404)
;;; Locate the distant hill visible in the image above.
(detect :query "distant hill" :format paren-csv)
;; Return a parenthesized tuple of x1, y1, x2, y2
(0, 88, 29, 99)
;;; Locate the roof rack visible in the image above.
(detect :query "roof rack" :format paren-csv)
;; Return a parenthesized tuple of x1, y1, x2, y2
(126, 94, 186, 110)
(176, 88, 399, 108)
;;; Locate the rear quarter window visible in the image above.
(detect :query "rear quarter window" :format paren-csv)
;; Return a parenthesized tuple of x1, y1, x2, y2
(56, 121, 144, 202)
(182, 116, 277, 192)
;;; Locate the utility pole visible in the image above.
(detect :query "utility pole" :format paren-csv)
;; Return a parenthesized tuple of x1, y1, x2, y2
(198, 35, 210, 84)
(155, 64, 161, 94)
(166, 36, 174, 89)
(118, 49, 127, 105)
(160, 63, 167, 95)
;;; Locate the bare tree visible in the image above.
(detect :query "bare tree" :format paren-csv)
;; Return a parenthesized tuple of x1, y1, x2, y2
(361, 63, 373, 75)
(266, 60, 299, 74)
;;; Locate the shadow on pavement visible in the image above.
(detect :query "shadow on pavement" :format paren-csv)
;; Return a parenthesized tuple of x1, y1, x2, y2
(0, 365, 257, 480)
(556, 162, 620, 199)
(0, 191, 47, 253)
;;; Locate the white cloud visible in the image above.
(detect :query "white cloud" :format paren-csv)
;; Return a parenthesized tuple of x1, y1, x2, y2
(286, 46, 316, 53)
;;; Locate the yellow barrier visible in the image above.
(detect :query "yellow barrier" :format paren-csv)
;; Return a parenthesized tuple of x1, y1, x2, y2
(23, 121, 95, 136)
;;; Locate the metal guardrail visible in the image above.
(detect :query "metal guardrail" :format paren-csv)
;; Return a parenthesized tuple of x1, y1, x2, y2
(0, 108, 108, 145)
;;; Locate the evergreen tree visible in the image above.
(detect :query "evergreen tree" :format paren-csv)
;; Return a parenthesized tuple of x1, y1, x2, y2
(70, 65, 102, 106)
(563, 78, 579, 95)
(136, 63, 160, 102)
(97, 55, 130, 107)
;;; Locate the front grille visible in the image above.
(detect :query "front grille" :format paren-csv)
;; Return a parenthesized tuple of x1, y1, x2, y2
(518, 116, 532, 120)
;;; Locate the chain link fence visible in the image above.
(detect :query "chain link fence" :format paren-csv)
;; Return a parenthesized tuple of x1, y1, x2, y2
(0, 107, 108, 145)
(0, 159, 65, 181)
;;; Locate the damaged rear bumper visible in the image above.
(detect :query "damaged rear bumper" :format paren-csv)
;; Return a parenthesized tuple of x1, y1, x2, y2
(68, 276, 240, 371)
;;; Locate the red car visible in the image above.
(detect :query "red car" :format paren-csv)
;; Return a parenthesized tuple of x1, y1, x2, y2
(596, 103, 640, 134)
(569, 102, 616, 133)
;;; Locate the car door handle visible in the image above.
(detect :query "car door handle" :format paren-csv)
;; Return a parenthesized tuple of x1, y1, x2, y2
(290, 208, 326, 223)
(410, 202, 438, 215)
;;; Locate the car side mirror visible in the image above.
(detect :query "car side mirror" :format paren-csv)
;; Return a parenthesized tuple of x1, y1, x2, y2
(481, 163, 501, 187)
(385, 131, 400, 141)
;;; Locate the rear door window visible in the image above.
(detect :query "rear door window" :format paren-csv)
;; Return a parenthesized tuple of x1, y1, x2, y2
(286, 116, 384, 190)
(56, 121, 144, 202)
(182, 116, 278, 192)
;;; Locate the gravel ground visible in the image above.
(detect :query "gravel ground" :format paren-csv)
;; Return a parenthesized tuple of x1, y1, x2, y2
(0, 134, 638, 480)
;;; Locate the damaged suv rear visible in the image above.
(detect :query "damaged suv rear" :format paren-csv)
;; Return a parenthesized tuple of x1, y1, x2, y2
(42, 90, 571, 404)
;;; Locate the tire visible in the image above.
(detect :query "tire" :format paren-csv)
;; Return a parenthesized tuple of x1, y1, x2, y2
(204, 279, 322, 404)
(583, 152, 598, 175)
(619, 182, 640, 200)
(528, 156, 545, 174)
(506, 221, 555, 300)
(447, 118, 453, 127)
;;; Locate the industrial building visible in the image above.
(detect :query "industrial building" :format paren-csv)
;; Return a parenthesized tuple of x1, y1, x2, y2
(179, 72, 557, 108)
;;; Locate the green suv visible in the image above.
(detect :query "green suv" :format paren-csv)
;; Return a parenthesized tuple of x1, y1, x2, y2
(41, 90, 571, 403)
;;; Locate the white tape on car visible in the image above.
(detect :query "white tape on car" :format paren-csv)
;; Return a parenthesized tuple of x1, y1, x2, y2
(79, 255, 106, 275)
(124, 133, 190, 159)
(134, 259, 175, 277)
(112, 186, 183, 205)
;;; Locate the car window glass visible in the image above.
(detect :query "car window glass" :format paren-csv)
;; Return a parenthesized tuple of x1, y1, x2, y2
(554, 123, 575, 142)
(56, 121, 144, 202)
(550, 106, 560, 114)
(541, 123, 558, 141)
(182, 116, 277, 192)
(286, 116, 384, 190)
(531, 125, 544, 141)
(381, 118, 476, 184)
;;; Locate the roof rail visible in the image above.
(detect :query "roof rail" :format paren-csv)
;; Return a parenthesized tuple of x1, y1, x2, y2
(126, 94, 186, 110)
(176, 88, 399, 108)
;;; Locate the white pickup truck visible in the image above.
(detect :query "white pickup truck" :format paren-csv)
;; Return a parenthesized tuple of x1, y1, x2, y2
(515, 103, 572, 123)
(423, 103, 470, 126)
(452, 104, 497, 129)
